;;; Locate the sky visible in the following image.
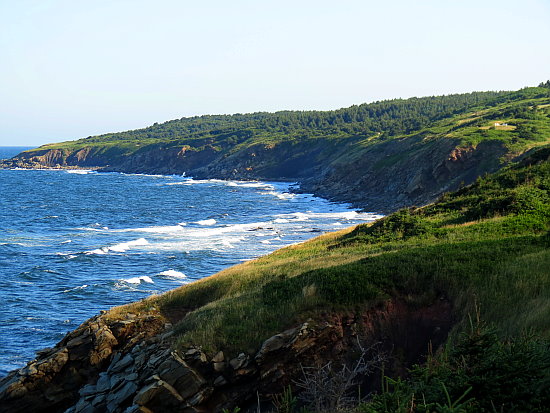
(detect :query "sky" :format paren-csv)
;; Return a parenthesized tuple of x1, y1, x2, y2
(1, 0, 549, 147)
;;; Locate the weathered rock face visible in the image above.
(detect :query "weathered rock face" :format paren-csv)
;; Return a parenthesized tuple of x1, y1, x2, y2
(299, 138, 508, 213)
(0, 136, 512, 213)
(0, 313, 166, 413)
(0, 298, 453, 413)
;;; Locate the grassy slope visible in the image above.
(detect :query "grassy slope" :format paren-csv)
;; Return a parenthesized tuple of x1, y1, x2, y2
(24, 87, 550, 174)
(112, 147, 550, 359)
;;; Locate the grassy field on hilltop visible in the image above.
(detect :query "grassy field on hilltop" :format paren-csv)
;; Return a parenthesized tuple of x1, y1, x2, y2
(26, 85, 550, 163)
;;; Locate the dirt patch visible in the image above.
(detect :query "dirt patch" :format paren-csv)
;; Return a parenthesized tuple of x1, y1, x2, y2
(161, 306, 193, 325)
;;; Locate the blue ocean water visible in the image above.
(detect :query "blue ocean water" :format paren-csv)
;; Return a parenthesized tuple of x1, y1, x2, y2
(0, 146, 382, 376)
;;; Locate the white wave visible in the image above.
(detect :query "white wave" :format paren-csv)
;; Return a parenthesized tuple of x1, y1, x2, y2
(187, 222, 270, 237)
(62, 284, 89, 293)
(292, 212, 309, 220)
(320, 211, 383, 220)
(150, 235, 246, 253)
(61, 240, 72, 244)
(86, 238, 149, 255)
(123, 276, 154, 284)
(92, 219, 273, 254)
(263, 191, 295, 200)
(195, 219, 216, 226)
(273, 212, 309, 222)
(307, 211, 359, 220)
(274, 211, 383, 221)
(157, 270, 186, 278)
(65, 170, 95, 175)
(76, 222, 107, 232)
(108, 238, 149, 252)
(167, 178, 226, 186)
(227, 181, 275, 189)
(76, 227, 105, 232)
(122, 173, 164, 178)
(87, 247, 109, 255)
(242, 182, 275, 189)
(56, 252, 78, 259)
(221, 239, 234, 248)
(114, 225, 186, 234)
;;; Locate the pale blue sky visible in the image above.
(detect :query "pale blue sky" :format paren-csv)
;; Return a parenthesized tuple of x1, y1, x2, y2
(1, 0, 549, 146)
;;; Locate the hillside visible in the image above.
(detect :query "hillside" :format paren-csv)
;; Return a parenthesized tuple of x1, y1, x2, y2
(1, 146, 548, 412)
(3, 85, 550, 212)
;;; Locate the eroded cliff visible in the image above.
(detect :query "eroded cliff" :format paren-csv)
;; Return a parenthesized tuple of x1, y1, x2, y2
(0, 298, 453, 413)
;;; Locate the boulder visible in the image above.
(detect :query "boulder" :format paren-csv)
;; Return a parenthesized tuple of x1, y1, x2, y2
(229, 353, 248, 370)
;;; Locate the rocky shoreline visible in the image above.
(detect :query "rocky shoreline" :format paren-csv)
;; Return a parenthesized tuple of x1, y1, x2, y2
(0, 138, 522, 412)
(0, 137, 511, 214)
(0, 298, 453, 413)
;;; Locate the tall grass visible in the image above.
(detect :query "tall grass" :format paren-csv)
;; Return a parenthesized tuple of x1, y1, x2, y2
(108, 149, 550, 358)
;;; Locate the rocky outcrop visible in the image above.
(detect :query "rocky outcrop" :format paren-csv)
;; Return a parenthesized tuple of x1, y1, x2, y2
(0, 135, 513, 213)
(300, 138, 508, 212)
(0, 298, 453, 413)
(0, 313, 166, 413)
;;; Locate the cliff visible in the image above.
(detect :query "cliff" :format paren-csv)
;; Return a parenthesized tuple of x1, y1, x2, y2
(1, 87, 550, 412)
(1, 148, 549, 412)
(0, 299, 453, 413)
(2, 86, 549, 212)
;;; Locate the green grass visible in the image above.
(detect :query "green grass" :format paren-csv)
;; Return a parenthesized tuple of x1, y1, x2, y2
(359, 320, 550, 412)
(81, 95, 550, 411)
(105, 147, 550, 359)
(18, 87, 550, 179)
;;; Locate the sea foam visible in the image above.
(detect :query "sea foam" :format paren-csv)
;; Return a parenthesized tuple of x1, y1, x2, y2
(157, 270, 187, 278)
(65, 170, 96, 175)
(86, 238, 149, 255)
(123, 276, 154, 284)
(194, 219, 216, 226)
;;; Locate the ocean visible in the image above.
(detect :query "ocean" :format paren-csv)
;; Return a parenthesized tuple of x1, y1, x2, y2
(0, 146, 382, 376)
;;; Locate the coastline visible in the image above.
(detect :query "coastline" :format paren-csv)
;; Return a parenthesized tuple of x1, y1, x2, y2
(0, 147, 548, 412)
(0, 167, 384, 377)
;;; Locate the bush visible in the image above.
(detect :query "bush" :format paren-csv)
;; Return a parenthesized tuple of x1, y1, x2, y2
(361, 319, 550, 412)
(345, 209, 434, 244)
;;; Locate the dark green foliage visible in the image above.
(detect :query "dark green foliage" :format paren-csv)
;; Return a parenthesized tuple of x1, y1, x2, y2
(165, 148, 550, 355)
(272, 386, 298, 413)
(261, 265, 384, 306)
(426, 149, 550, 221)
(81, 91, 507, 145)
(345, 209, 434, 244)
(314, 265, 385, 305)
(362, 321, 550, 412)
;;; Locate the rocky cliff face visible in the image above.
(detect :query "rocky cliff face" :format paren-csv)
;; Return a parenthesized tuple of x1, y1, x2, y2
(300, 138, 508, 212)
(0, 136, 511, 213)
(0, 312, 166, 413)
(0, 298, 453, 413)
